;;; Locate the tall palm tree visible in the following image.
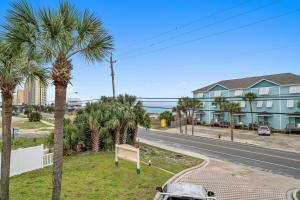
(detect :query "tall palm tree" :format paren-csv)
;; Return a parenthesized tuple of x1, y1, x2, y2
(172, 102, 183, 134)
(224, 102, 241, 141)
(0, 40, 48, 199)
(243, 92, 257, 129)
(190, 98, 201, 135)
(179, 97, 190, 134)
(213, 97, 227, 123)
(4, 1, 113, 199)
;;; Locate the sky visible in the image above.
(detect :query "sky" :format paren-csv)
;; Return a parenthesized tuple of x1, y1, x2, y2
(1, 0, 300, 106)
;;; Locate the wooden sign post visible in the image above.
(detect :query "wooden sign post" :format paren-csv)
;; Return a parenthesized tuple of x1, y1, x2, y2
(115, 144, 140, 175)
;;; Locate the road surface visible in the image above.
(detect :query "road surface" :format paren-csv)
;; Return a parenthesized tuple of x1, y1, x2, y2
(138, 128, 300, 179)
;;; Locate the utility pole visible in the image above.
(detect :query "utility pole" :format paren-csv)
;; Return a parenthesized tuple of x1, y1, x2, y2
(109, 52, 117, 98)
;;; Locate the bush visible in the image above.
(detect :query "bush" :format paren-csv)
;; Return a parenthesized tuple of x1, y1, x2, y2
(28, 112, 42, 122)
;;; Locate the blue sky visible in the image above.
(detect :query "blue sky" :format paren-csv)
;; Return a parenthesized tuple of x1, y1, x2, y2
(1, 0, 300, 104)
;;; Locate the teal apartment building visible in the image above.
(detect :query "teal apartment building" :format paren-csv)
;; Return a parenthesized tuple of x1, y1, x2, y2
(192, 73, 300, 131)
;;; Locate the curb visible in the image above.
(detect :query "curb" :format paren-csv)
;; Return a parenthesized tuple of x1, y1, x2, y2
(287, 189, 300, 200)
(137, 138, 209, 200)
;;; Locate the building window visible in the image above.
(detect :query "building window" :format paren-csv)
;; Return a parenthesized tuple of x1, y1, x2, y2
(289, 86, 300, 94)
(287, 100, 294, 108)
(259, 87, 269, 95)
(266, 100, 273, 108)
(234, 90, 243, 96)
(256, 101, 263, 108)
(240, 101, 246, 108)
(214, 91, 221, 97)
(197, 93, 203, 98)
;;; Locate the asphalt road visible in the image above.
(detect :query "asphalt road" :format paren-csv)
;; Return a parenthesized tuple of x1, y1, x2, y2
(138, 128, 300, 179)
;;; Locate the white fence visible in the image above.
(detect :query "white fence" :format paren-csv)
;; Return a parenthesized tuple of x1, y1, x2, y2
(0, 144, 53, 177)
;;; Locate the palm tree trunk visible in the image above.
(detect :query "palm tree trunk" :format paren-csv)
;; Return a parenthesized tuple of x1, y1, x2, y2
(1, 91, 13, 200)
(133, 123, 138, 144)
(91, 131, 100, 152)
(52, 84, 67, 200)
(179, 113, 183, 134)
(185, 115, 188, 135)
(191, 110, 195, 135)
(250, 102, 253, 129)
(230, 113, 234, 141)
(115, 128, 120, 145)
(121, 124, 128, 144)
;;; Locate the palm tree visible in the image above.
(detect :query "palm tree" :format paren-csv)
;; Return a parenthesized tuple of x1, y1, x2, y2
(83, 103, 102, 152)
(172, 102, 183, 134)
(0, 40, 48, 199)
(179, 97, 190, 134)
(213, 97, 227, 124)
(4, 1, 113, 199)
(224, 102, 241, 141)
(132, 101, 150, 144)
(243, 92, 257, 129)
(190, 98, 201, 135)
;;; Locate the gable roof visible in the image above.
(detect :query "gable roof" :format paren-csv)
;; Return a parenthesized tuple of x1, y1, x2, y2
(193, 73, 300, 93)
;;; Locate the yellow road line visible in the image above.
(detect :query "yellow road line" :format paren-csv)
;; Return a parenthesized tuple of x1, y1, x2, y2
(152, 132, 300, 163)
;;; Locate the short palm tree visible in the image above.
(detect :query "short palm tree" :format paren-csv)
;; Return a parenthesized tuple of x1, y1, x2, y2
(0, 40, 48, 199)
(179, 97, 190, 134)
(4, 1, 113, 199)
(224, 102, 241, 141)
(243, 92, 257, 129)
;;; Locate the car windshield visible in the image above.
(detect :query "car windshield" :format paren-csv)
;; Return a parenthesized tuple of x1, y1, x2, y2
(259, 127, 269, 130)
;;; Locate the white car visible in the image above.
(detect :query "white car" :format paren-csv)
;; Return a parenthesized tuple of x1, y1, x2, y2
(156, 182, 216, 200)
(257, 126, 271, 136)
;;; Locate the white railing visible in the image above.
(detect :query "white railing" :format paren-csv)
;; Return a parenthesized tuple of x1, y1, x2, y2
(43, 153, 53, 167)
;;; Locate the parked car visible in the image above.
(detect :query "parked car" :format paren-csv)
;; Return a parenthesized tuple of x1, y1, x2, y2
(257, 125, 271, 136)
(156, 182, 216, 200)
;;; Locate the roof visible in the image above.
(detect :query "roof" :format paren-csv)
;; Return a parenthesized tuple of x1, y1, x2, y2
(165, 182, 207, 198)
(193, 73, 300, 93)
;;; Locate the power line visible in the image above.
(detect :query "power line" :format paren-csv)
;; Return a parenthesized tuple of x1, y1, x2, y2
(119, 0, 282, 57)
(119, 8, 300, 61)
(117, 0, 251, 51)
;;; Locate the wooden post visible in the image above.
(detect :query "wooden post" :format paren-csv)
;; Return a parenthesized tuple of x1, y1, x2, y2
(136, 148, 140, 175)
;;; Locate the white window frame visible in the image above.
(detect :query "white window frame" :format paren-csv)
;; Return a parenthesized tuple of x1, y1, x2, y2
(266, 100, 273, 108)
(234, 90, 243, 96)
(289, 86, 300, 94)
(259, 87, 270, 95)
(287, 100, 294, 108)
(240, 101, 246, 108)
(214, 91, 221, 97)
(256, 101, 263, 108)
(197, 93, 204, 98)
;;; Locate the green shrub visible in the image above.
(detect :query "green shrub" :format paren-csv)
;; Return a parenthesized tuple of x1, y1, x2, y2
(28, 112, 42, 122)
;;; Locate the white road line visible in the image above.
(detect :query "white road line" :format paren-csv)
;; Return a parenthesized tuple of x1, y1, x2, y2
(141, 135, 300, 172)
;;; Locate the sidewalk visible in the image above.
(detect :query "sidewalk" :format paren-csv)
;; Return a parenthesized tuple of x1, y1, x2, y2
(165, 125, 300, 152)
(175, 158, 300, 200)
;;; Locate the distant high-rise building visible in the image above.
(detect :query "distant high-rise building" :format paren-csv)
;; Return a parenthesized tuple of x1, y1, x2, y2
(24, 79, 47, 105)
(16, 89, 25, 105)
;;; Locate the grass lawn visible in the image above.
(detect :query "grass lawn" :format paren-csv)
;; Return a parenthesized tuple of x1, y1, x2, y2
(0, 137, 48, 150)
(0, 117, 52, 129)
(140, 143, 202, 174)
(297, 191, 300, 200)
(9, 138, 202, 200)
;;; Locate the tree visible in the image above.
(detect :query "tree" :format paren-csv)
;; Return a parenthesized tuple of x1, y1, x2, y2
(190, 98, 201, 135)
(4, 1, 113, 199)
(224, 102, 241, 141)
(179, 97, 189, 134)
(243, 92, 257, 129)
(0, 40, 48, 199)
(159, 111, 174, 127)
(172, 101, 183, 134)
